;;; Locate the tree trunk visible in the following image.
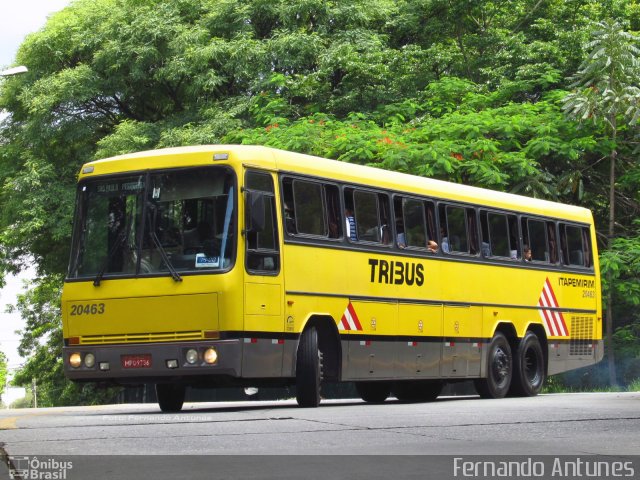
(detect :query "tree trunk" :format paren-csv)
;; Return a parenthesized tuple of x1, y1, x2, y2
(606, 126, 617, 387)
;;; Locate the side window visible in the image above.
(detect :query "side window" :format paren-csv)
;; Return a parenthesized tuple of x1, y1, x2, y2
(245, 170, 279, 274)
(293, 180, 326, 236)
(345, 188, 391, 245)
(481, 211, 519, 259)
(282, 177, 342, 239)
(547, 221, 559, 264)
(522, 218, 549, 263)
(394, 196, 437, 251)
(440, 204, 477, 255)
(561, 224, 591, 268)
(402, 198, 427, 248)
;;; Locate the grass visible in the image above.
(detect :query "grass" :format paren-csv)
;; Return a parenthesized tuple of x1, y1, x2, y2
(542, 378, 640, 394)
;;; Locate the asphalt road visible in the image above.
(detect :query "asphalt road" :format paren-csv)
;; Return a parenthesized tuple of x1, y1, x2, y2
(1, 392, 639, 479)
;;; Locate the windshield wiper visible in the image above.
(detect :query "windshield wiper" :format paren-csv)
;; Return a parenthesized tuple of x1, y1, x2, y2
(145, 206, 182, 282)
(148, 229, 182, 282)
(93, 231, 127, 287)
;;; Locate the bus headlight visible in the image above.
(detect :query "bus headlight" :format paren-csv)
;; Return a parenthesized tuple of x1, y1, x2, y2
(185, 348, 198, 365)
(69, 353, 82, 368)
(203, 347, 218, 365)
(84, 353, 96, 368)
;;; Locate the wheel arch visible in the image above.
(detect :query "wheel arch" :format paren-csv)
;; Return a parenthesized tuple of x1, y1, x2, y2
(494, 322, 518, 346)
(524, 323, 549, 376)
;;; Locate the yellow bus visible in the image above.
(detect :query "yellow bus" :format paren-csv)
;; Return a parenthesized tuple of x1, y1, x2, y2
(62, 145, 603, 411)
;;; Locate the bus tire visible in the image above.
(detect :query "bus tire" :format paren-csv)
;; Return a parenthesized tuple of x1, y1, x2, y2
(474, 332, 512, 399)
(356, 381, 390, 403)
(156, 383, 186, 412)
(296, 327, 322, 408)
(393, 380, 443, 403)
(510, 332, 545, 397)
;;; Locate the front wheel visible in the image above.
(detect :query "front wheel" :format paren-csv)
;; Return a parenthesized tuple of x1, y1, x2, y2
(474, 332, 512, 399)
(296, 327, 322, 408)
(155, 383, 186, 412)
(510, 332, 545, 396)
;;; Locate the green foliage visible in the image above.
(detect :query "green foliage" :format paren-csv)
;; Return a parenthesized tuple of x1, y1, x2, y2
(563, 19, 640, 129)
(0, 351, 7, 397)
(9, 275, 120, 407)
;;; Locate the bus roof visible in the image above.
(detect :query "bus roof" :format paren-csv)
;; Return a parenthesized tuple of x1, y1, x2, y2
(80, 144, 593, 224)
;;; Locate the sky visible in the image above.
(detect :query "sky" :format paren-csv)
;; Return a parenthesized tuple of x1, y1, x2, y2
(0, 0, 73, 376)
(0, 0, 73, 69)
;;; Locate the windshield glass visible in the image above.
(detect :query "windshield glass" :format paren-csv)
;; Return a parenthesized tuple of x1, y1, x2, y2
(69, 167, 236, 279)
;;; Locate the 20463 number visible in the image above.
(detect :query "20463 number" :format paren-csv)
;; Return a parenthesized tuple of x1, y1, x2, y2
(70, 303, 106, 316)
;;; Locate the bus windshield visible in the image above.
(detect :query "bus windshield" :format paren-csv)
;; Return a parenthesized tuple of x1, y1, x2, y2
(68, 166, 236, 281)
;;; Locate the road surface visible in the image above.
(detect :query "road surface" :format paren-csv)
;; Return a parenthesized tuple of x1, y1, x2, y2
(1, 392, 638, 479)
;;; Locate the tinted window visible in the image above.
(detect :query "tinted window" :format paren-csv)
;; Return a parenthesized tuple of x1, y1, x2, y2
(523, 219, 549, 262)
(293, 180, 326, 236)
(481, 211, 519, 259)
(245, 171, 279, 274)
(561, 224, 591, 267)
(345, 189, 391, 245)
(441, 205, 477, 254)
(403, 199, 427, 248)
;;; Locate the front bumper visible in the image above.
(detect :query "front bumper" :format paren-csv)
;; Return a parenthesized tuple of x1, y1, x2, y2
(63, 340, 241, 381)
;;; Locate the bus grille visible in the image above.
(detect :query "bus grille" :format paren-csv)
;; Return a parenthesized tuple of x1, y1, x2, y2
(79, 331, 203, 345)
(569, 316, 594, 356)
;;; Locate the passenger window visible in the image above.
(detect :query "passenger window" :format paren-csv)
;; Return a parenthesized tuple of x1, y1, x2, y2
(561, 224, 591, 267)
(522, 218, 549, 263)
(345, 188, 391, 245)
(282, 178, 342, 239)
(245, 170, 279, 274)
(547, 222, 559, 264)
(481, 211, 519, 259)
(440, 204, 477, 255)
(403, 199, 427, 248)
(293, 180, 326, 236)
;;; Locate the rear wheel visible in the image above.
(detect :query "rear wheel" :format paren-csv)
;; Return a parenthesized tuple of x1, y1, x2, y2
(156, 383, 186, 412)
(475, 332, 512, 399)
(356, 381, 391, 403)
(510, 332, 545, 396)
(296, 327, 322, 408)
(393, 380, 443, 403)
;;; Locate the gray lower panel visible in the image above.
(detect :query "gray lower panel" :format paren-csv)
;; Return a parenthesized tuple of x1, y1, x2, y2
(547, 339, 604, 376)
(342, 338, 482, 381)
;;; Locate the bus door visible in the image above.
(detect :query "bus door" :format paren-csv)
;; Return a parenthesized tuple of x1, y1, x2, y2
(441, 304, 483, 377)
(242, 169, 284, 378)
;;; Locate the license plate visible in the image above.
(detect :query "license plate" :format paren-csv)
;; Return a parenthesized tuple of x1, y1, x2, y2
(121, 354, 152, 369)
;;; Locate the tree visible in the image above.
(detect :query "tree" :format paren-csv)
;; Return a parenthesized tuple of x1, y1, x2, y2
(0, 351, 7, 398)
(562, 19, 640, 386)
(2, 0, 640, 404)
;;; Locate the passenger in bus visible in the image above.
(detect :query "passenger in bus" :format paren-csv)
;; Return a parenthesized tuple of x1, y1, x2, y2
(427, 240, 438, 253)
(396, 218, 406, 248)
(524, 245, 532, 262)
(345, 208, 358, 241)
(284, 203, 296, 234)
(440, 227, 450, 253)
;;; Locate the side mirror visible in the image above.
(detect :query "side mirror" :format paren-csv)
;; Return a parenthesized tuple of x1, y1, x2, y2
(246, 191, 265, 232)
